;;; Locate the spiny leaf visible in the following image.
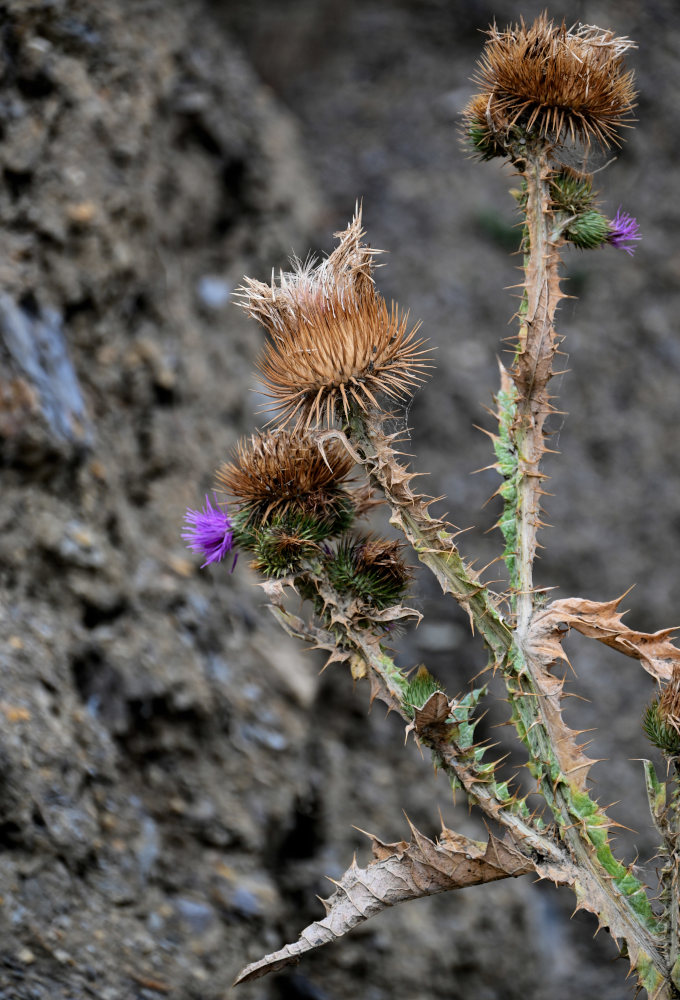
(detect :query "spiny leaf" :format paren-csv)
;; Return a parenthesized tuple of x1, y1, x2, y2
(642, 760, 668, 837)
(233, 825, 533, 986)
(539, 595, 680, 683)
(571, 865, 668, 999)
(353, 420, 512, 661)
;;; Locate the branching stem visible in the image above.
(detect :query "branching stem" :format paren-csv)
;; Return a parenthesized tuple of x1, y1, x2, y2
(268, 602, 563, 865)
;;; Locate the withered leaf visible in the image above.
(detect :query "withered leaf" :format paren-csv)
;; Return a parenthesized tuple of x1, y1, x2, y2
(404, 690, 454, 743)
(259, 576, 296, 604)
(539, 595, 680, 684)
(526, 609, 596, 792)
(233, 825, 532, 986)
(413, 690, 451, 730)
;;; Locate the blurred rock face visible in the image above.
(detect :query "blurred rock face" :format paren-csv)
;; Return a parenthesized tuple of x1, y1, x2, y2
(2, 0, 679, 998)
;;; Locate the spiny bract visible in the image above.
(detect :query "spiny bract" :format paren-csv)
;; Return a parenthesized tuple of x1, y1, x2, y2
(326, 535, 412, 610)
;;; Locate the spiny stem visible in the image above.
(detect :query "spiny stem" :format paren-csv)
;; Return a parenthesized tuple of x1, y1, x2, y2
(512, 152, 563, 638)
(268, 602, 563, 864)
(335, 398, 666, 982)
(667, 779, 680, 988)
(346, 415, 513, 664)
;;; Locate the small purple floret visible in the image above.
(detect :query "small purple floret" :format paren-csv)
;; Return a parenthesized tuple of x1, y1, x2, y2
(608, 209, 641, 256)
(182, 495, 237, 569)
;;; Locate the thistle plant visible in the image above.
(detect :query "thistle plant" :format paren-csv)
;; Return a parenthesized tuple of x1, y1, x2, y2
(183, 16, 680, 998)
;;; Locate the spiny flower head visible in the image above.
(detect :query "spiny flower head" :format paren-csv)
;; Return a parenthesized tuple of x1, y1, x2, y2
(464, 14, 636, 158)
(182, 495, 237, 569)
(216, 429, 356, 536)
(549, 168, 596, 214)
(251, 518, 323, 578)
(326, 535, 413, 610)
(561, 205, 640, 254)
(607, 208, 641, 255)
(659, 670, 680, 731)
(236, 210, 432, 430)
(644, 666, 680, 756)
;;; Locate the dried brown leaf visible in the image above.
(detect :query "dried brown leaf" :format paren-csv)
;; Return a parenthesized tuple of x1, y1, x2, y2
(540, 595, 680, 683)
(403, 690, 453, 743)
(526, 608, 596, 791)
(233, 826, 533, 985)
(259, 577, 295, 603)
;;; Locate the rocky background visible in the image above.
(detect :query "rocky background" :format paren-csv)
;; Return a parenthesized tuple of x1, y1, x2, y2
(1, 0, 679, 998)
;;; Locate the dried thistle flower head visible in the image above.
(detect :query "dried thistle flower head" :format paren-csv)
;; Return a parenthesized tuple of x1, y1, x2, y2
(464, 14, 637, 156)
(216, 429, 356, 533)
(237, 210, 432, 430)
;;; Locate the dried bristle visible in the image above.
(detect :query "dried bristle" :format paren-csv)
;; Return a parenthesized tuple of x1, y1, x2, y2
(357, 538, 410, 577)
(217, 429, 355, 524)
(237, 211, 432, 430)
(464, 14, 637, 151)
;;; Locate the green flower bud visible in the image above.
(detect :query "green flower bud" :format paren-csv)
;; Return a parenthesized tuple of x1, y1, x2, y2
(564, 209, 611, 250)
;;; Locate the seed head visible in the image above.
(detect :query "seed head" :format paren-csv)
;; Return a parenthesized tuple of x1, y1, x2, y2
(216, 429, 356, 533)
(236, 210, 432, 429)
(464, 14, 637, 156)
(658, 667, 680, 735)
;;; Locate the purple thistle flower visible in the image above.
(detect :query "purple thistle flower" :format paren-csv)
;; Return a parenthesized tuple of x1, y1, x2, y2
(182, 495, 237, 569)
(608, 208, 641, 256)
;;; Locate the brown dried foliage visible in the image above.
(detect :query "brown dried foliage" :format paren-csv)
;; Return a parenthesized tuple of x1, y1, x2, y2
(465, 13, 637, 150)
(217, 429, 355, 523)
(233, 823, 533, 985)
(537, 595, 680, 685)
(236, 212, 432, 430)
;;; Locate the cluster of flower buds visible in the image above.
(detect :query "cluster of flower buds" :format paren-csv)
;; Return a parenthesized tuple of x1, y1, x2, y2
(183, 213, 427, 618)
(182, 426, 412, 616)
(464, 15, 640, 256)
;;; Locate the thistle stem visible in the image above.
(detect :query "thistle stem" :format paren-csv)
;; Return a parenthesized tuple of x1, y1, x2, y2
(668, 780, 680, 988)
(268, 602, 563, 864)
(347, 415, 513, 664)
(512, 151, 563, 638)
